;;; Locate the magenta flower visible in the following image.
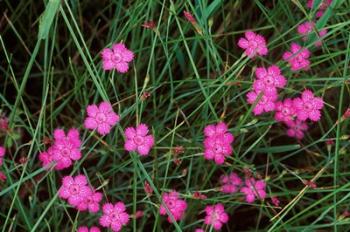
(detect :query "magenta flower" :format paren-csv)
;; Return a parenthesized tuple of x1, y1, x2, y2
(77, 189, 103, 213)
(39, 146, 55, 168)
(0, 146, 5, 166)
(240, 178, 266, 203)
(99, 202, 130, 232)
(204, 134, 234, 165)
(101, 42, 134, 73)
(159, 191, 187, 223)
(203, 122, 234, 165)
(252, 65, 287, 96)
(77, 226, 101, 232)
(204, 203, 229, 230)
(220, 172, 242, 194)
(293, 89, 324, 121)
(275, 98, 297, 123)
(246, 91, 278, 115)
(297, 22, 314, 36)
(282, 43, 311, 71)
(285, 119, 309, 139)
(51, 128, 82, 170)
(124, 124, 155, 156)
(84, 101, 120, 136)
(297, 22, 327, 47)
(307, 0, 332, 17)
(183, 11, 196, 24)
(237, 31, 268, 58)
(58, 175, 92, 207)
(0, 116, 8, 132)
(195, 229, 204, 232)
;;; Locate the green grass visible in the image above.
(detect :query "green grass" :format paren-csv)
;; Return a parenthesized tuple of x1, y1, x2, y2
(1, 0, 350, 231)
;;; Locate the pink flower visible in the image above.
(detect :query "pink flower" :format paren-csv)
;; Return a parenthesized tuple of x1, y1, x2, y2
(271, 196, 280, 207)
(285, 120, 309, 139)
(77, 226, 101, 232)
(297, 22, 314, 36)
(220, 172, 242, 194)
(99, 202, 130, 232)
(293, 89, 324, 121)
(237, 31, 268, 58)
(307, 0, 332, 17)
(51, 128, 82, 170)
(101, 43, 134, 73)
(184, 11, 197, 24)
(0, 171, 6, 182)
(203, 122, 234, 165)
(246, 91, 278, 115)
(124, 124, 155, 156)
(159, 191, 187, 223)
(84, 101, 120, 136)
(0, 146, 5, 166)
(204, 204, 229, 230)
(274, 98, 297, 123)
(204, 122, 231, 137)
(282, 43, 311, 71)
(252, 65, 287, 96)
(38, 146, 55, 169)
(297, 22, 327, 47)
(203, 134, 234, 165)
(195, 229, 204, 232)
(240, 178, 266, 203)
(77, 190, 103, 213)
(0, 116, 8, 132)
(58, 175, 92, 207)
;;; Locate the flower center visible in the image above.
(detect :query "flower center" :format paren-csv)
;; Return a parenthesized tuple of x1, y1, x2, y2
(133, 136, 144, 145)
(214, 144, 223, 153)
(264, 75, 274, 85)
(249, 40, 258, 48)
(112, 52, 122, 63)
(96, 112, 106, 123)
(282, 108, 289, 115)
(69, 184, 79, 194)
(61, 148, 70, 157)
(167, 200, 175, 208)
(304, 102, 313, 111)
(111, 212, 120, 220)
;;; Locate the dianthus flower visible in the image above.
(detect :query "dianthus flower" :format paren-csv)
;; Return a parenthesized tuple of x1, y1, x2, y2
(0, 146, 5, 166)
(240, 178, 266, 203)
(39, 146, 55, 168)
(124, 124, 155, 156)
(237, 31, 268, 58)
(51, 128, 82, 170)
(84, 101, 120, 136)
(252, 65, 287, 96)
(99, 202, 130, 232)
(159, 191, 187, 223)
(184, 11, 197, 24)
(274, 98, 297, 123)
(58, 175, 92, 207)
(204, 203, 229, 230)
(297, 22, 327, 47)
(195, 229, 204, 232)
(101, 43, 134, 73)
(203, 122, 234, 165)
(307, 0, 332, 17)
(77, 226, 101, 232)
(220, 172, 242, 194)
(204, 122, 232, 137)
(77, 189, 103, 213)
(293, 89, 324, 121)
(285, 119, 309, 139)
(282, 43, 311, 71)
(246, 91, 278, 115)
(0, 116, 8, 132)
(204, 134, 234, 165)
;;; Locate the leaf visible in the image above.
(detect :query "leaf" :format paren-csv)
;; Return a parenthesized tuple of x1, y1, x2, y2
(38, 0, 60, 40)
